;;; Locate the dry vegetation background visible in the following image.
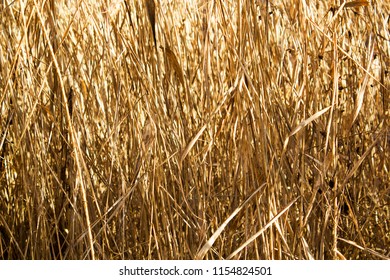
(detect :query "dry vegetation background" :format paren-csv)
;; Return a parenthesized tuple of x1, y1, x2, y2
(0, 0, 389, 260)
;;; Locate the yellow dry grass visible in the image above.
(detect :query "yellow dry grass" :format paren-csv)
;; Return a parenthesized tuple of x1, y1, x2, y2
(0, 0, 389, 259)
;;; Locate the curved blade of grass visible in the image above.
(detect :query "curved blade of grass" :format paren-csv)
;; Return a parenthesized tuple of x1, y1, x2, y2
(350, 44, 374, 128)
(164, 45, 186, 88)
(283, 106, 331, 151)
(180, 123, 207, 163)
(194, 183, 267, 260)
(227, 196, 300, 260)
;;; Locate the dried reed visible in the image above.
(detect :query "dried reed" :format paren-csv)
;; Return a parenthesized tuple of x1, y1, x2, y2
(0, 0, 388, 260)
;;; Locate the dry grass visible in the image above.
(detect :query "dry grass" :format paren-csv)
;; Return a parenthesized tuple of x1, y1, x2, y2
(0, 0, 389, 260)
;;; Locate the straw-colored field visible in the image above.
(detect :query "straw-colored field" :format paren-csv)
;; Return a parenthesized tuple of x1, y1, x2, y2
(0, 0, 389, 259)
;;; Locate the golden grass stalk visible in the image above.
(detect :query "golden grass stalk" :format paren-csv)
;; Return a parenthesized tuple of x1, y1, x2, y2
(0, 0, 388, 260)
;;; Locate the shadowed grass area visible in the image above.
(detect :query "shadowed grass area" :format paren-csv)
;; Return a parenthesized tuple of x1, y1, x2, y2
(0, 0, 389, 259)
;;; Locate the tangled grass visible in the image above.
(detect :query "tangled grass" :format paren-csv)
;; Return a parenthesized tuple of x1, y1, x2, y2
(0, 0, 389, 259)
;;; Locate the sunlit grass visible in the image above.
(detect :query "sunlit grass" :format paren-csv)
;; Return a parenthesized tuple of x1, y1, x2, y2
(0, 0, 389, 259)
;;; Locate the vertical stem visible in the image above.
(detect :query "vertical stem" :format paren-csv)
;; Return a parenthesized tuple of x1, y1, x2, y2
(33, 0, 95, 260)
